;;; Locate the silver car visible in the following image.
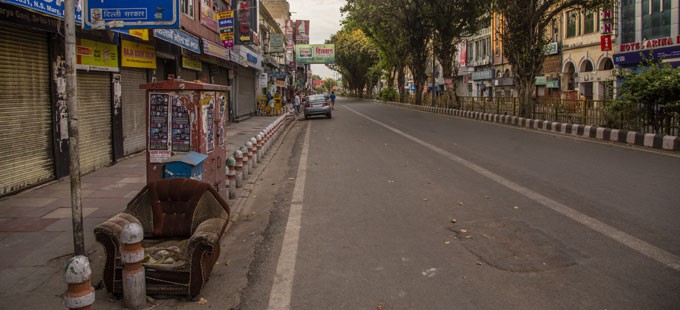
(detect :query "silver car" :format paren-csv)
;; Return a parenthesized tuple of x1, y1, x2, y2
(304, 94, 332, 119)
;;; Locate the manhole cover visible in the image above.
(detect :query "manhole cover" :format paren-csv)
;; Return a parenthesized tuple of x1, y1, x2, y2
(458, 219, 586, 272)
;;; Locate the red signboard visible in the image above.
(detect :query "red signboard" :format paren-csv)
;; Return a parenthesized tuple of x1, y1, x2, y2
(600, 35, 612, 52)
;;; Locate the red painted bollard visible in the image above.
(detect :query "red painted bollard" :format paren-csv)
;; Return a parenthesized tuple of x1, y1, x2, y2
(121, 222, 146, 309)
(63, 255, 95, 310)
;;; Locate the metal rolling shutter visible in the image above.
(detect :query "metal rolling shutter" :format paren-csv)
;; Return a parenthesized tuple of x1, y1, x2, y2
(0, 23, 54, 195)
(237, 69, 256, 117)
(77, 71, 112, 173)
(121, 68, 147, 155)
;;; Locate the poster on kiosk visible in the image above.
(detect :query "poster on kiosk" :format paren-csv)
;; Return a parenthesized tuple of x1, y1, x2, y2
(140, 80, 228, 192)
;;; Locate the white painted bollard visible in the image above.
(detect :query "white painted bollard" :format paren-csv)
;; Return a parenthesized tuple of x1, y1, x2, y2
(226, 156, 236, 199)
(248, 139, 258, 168)
(241, 146, 249, 180)
(246, 142, 255, 170)
(256, 133, 263, 163)
(121, 223, 146, 310)
(63, 256, 95, 310)
(234, 150, 244, 188)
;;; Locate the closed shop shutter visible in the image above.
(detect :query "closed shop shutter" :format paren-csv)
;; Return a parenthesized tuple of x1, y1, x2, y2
(0, 23, 54, 195)
(121, 68, 147, 155)
(78, 71, 112, 173)
(236, 69, 256, 118)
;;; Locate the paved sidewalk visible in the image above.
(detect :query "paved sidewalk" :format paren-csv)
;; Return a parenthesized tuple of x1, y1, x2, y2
(0, 115, 289, 309)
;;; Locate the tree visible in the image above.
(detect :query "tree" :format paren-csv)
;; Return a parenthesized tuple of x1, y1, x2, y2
(429, 0, 490, 107)
(343, 0, 433, 105)
(342, 0, 411, 102)
(327, 27, 380, 97)
(614, 60, 680, 135)
(493, 0, 605, 117)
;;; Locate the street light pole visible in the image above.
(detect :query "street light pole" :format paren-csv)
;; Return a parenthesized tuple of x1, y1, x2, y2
(65, 0, 85, 256)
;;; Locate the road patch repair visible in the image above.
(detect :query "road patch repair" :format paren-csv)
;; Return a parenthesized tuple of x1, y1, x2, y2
(456, 219, 586, 272)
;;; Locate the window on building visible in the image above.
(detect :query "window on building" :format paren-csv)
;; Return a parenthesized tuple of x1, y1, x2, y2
(182, 0, 195, 18)
(642, 0, 671, 40)
(584, 10, 597, 34)
(621, 0, 636, 43)
(566, 10, 579, 37)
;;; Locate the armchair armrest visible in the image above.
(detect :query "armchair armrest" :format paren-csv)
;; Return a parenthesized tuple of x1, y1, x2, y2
(186, 217, 228, 256)
(94, 212, 142, 241)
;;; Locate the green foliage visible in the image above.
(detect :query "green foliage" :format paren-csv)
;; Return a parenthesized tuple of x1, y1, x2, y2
(328, 27, 380, 97)
(379, 87, 399, 102)
(611, 59, 680, 134)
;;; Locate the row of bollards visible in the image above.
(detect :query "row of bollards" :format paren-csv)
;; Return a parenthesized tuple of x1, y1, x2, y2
(225, 112, 292, 200)
(62, 111, 292, 309)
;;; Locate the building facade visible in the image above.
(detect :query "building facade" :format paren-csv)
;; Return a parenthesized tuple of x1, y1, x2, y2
(0, 0, 275, 195)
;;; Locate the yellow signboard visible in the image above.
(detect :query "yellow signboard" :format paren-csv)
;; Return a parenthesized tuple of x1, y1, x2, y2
(121, 40, 156, 69)
(76, 38, 119, 72)
(182, 54, 202, 71)
(128, 29, 149, 41)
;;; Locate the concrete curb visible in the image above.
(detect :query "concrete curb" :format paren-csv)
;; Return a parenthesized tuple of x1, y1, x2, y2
(379, 100, 680, 152)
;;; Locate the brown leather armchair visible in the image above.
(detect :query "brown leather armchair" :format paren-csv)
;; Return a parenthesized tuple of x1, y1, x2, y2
(94, 178, 230, 298)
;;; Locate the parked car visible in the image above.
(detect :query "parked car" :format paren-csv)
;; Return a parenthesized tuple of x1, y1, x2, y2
(304, 94, 332, 119)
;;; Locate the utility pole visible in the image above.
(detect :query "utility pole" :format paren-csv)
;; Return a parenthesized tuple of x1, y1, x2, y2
(64, 0, 85, 256)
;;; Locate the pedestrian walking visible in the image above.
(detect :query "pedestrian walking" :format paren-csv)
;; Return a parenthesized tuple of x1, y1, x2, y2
(330, 91, 336, 110)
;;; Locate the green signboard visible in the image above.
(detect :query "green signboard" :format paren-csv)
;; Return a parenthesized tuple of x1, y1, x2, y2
(295, 44, 335, 64)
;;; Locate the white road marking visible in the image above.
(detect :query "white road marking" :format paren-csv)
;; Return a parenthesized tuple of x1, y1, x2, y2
(345, 105, 680, 272)
(268, 121, 311, 310)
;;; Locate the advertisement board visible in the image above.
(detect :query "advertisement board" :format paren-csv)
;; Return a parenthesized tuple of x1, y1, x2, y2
(76, 38, 119, 72)
(294, 20, 310, 44)
(121, 40, 157, 69)
(295, 44, 335, 64)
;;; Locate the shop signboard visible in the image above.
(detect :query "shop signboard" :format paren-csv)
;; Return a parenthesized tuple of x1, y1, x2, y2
(76, 38, 119, 72)
(154, 29, 201, 54)
(203, 39, 231, 61)
(2, 0, 82, 23)
(182, 54, 203, 71)
(83, 0, 179, 30)
(121, 40, 157, 69)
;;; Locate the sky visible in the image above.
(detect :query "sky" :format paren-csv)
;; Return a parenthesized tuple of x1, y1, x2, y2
(288, 0, 344, 79)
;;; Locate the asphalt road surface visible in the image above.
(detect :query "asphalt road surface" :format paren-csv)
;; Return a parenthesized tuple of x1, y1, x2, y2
(234, 97, 680, 310)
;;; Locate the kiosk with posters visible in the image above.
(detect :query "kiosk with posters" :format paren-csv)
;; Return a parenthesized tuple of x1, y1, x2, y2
(140, 79, 228, 192)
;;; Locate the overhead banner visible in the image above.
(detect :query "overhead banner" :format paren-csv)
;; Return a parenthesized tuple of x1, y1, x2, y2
(294, 20, 310, 44)
(121, 40, 157, 69)
(295, 44, 335, 64)
(83, 0, 179, 30)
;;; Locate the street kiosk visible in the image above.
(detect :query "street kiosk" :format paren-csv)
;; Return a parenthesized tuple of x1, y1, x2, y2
(140, 79, 228, 193)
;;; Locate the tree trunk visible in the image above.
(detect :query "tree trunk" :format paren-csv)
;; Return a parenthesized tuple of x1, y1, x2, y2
(397, 67, 406, 103)
(516, 76, 534, 118)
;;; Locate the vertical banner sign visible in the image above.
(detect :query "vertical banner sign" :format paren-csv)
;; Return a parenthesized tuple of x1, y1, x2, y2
(233, 0, 257, 45)
(285, 20, 295, 50)
(600, 7, 612, 34)
(600, 35, 612, 51)
(294, 20, 310, 44)
(217, 10, 235, 49)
